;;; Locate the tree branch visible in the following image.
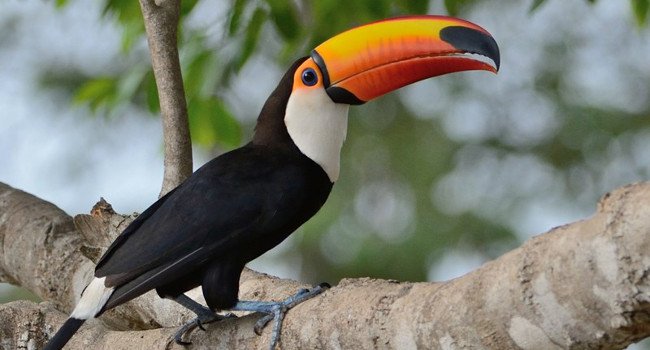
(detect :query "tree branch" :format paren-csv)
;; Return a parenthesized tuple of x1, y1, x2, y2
(0, 183, 300, 332)
(1, 181, 649, 348)
(139, 0, 193, 197)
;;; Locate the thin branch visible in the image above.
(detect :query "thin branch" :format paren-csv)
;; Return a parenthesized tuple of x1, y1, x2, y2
(1, 181, 650, 348)
(138, 0, 193, 197)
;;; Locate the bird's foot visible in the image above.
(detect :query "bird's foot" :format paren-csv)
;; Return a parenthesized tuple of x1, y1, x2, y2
(232, 282, 330, 350)
(173, 308, 237, 345)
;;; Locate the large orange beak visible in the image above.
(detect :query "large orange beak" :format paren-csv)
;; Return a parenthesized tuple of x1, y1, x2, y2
(311, 15, 500, 105)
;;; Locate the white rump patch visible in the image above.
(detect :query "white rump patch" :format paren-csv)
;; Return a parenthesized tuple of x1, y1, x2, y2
(70, 277, 114, 320)
(285, 88, 349, 182)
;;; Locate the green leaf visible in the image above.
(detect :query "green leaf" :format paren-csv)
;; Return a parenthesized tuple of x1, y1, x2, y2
(73, 77, 117, 112)
(632, 0, 650, 26)
(397, 0, 429, 14)
(444, 0, 472, 16)
(236, 7, 267, 71)
(102, 0, 144, 52)
(102, 0, 141, 24)
(211, 100, 242, 148)
(117, 65, 148, 103)
(184, 52, 209, 97)
(180, 0, 199, 17)
(529, 0, 547, 13)
(120, 19, 144, 53)
(444, 0, 458, 16)
(365, 0, 390, 18)
(180, 33, 225, 93)
(188, 97, 241, 148)
(54, 0, 68, 9)
(228, 0, 248, 36)
(265, 0, 301, 41)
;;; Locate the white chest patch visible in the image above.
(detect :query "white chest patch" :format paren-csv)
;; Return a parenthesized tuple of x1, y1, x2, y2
(285, 88, 350, 182)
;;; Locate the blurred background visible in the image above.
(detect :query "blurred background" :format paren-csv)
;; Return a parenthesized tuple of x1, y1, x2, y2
(1, 0, 650, 346)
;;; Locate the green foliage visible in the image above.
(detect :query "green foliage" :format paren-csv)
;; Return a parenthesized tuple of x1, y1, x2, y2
(228, 0, 248, 36)
(528, 0, 546, 13)
(71, 66, 155, 117)
(54, 0, 68, 9)
(180, 0, 200, 17)
(188, 97, 241, 148)
(632, 0, 650, 26)
(73, 77, 118, 113)
(444, 0, 473, 16)
(102, 0, 144, 52)
(237, 6, 267, 71)
(398, 0, 429, 13)
(265, 0, 300, 41)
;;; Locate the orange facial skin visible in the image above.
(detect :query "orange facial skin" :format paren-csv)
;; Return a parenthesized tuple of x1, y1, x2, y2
(292, 59, 326, 92)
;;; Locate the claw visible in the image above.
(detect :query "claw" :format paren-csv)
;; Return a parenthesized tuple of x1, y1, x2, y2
(196, 318, 207, 332)
(232, 283, 330, 350)
(173, 312, 227, 345)
(173, 321, 197, 346)
(175, 338, 193, 346)
(254, 314, 274, 335)
(224, 312, 238, 319)
(174, 284, 330, 349)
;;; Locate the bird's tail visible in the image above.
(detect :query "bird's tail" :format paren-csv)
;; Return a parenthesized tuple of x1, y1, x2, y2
(43, 318, 85, 350)
(44, 277, 114, 350)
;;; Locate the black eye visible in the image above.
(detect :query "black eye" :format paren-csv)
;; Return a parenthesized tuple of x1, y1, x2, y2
(301, 68, 318, 86)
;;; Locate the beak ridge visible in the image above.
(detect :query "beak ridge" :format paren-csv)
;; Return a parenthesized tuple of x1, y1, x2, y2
(311, 15, 500, 104)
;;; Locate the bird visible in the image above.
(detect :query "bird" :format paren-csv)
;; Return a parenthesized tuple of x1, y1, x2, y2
(44, 15, 499, 350)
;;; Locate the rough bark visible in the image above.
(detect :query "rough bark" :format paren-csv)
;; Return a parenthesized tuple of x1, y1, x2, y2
(0, 181, 649, 349)
(139, 0, 193, 197)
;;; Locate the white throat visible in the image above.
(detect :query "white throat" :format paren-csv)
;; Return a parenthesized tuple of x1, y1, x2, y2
(285, 88, 349, 182)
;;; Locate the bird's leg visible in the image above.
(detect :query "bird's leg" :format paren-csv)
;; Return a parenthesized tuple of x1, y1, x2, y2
(169, 294, 236, 345)
(230, 283, 330, 350)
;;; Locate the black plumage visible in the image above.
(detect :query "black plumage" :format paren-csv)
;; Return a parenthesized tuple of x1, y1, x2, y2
(94, 58, 331, 313)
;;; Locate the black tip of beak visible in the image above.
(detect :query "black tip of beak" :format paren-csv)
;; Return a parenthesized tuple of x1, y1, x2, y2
(440, 26, 500, 71)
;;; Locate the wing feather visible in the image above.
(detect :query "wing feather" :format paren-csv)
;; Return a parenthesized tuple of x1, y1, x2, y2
(93, 145, 332, 311)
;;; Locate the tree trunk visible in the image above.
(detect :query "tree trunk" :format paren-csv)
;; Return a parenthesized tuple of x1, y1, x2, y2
(139, 0, 193, 197)
(1, 181, 649, 349)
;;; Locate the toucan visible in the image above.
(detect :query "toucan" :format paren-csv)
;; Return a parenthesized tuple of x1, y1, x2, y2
(44, 15, 499, 350)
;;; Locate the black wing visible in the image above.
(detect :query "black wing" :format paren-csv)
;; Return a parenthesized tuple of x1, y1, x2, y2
(95, 185, 179, 269)
(94, 144, 331, 310)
